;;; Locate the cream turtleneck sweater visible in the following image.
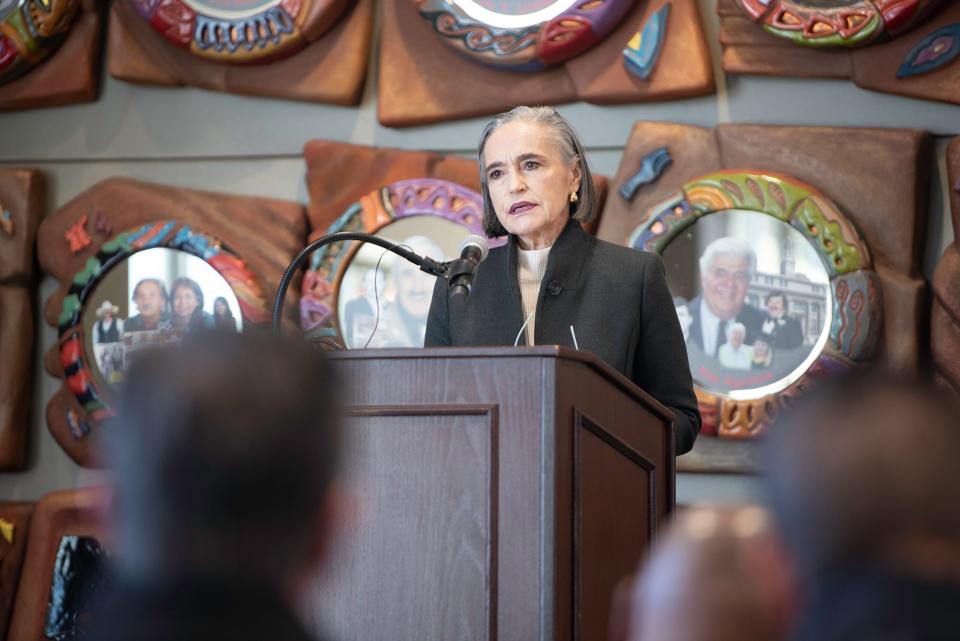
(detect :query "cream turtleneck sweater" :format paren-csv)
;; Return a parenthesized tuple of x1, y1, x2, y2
(517, 246, 551, 345)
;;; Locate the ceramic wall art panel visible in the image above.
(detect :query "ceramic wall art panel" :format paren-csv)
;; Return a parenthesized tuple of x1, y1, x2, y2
(36, 178, 308, 467)
(719, 0, 960, 106)
(379, 0, 714, 126)
(601, 122, 931, 472)
(0, 0, 101, 111)
(107, 0, 372, 104)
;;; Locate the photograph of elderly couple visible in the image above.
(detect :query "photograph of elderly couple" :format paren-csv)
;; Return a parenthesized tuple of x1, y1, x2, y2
(85, 248, 243, 385)
(663, 211, 831, 395)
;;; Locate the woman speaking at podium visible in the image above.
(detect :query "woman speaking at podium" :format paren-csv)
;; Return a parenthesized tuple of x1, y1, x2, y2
(425, 106, 701, 455)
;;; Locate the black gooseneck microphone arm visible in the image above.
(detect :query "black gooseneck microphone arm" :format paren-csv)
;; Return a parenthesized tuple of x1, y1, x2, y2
(272, 231, 450, 333)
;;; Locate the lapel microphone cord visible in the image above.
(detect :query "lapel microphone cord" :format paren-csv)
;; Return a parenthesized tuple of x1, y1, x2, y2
(514, 312, 535, 347)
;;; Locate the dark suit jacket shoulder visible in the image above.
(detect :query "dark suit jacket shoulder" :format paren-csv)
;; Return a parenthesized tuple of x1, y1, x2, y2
(426, 220, 701, 454)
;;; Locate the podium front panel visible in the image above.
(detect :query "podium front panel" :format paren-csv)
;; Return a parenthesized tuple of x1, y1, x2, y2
(309, 407, 498, 641)
(317, 348, 673, 641)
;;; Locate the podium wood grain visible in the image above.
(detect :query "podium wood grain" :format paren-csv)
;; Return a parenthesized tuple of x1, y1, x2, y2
(308, 347, 673, 641)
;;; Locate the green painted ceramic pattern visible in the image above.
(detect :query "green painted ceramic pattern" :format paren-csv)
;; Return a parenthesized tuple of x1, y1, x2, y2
(763, 12, 882, 48)
(683, 172, 814, 220)
(58, 294, 81, 326)
(71, 256, 102, 287)
(790, 197, 864, 275)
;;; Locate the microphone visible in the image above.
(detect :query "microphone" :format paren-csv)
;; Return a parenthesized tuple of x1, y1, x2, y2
(448, 235, 489, 297)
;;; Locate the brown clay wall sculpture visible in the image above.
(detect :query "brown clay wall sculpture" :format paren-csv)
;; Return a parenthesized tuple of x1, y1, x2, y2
(36, 178, 308, 466)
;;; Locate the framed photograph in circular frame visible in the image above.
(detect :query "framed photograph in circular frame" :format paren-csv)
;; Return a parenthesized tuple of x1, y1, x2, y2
(629, 170, 882, 439)
(415, 0, 636, 70)
(127, 0, 349, 63)
(300, 178, 506, 347)
(56, 221, 270, 430)
(734, 0, 944, 48)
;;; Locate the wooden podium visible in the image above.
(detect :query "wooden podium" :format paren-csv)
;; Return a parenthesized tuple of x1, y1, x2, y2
(308, 347, 675, 641)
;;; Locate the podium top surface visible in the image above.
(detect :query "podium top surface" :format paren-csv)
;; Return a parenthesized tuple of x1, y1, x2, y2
(328, 345, 674, 422)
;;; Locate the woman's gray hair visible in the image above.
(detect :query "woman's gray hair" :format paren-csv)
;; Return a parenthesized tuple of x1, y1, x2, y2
(726, 321, 747, 341)
(477, 106, 597, 238)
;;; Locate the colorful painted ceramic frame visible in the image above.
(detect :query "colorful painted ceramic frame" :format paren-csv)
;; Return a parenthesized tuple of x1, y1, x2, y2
(0, 0, 82, 85)
(735, 0, 943, 48)
(416, 0, 636, 70)
(629, 170, 882, 439)
(56, 221, 269, 426)
(301, 178, 505, 345)
(128, 0, 349, 63)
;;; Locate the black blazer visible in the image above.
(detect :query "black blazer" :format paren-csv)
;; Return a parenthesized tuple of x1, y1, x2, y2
(425, 220, 701, 455)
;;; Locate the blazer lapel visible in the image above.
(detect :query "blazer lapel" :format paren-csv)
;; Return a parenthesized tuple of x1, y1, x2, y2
(533, 220, 592, 345)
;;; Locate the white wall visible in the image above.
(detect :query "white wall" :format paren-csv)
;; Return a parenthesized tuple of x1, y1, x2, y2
(1, 0, 958, 504)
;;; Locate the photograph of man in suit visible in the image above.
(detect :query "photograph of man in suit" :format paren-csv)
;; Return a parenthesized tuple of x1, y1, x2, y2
(686, 237, 765, 358)
(760, 291, 805, 350)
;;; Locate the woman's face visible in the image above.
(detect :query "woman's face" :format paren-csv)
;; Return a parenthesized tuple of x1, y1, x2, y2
(483, 121, 581, 250)
(214, 299, 228, 316)
(173, 286, 199, 321)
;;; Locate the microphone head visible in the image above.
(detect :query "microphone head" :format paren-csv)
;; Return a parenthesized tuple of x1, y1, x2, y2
(460, 234, 489, 262)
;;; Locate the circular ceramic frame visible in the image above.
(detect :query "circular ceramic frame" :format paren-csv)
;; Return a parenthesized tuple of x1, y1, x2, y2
(629, 170, 882, 438)
(300, 178, 504, 341)
(57, 221, 270, 423)
(128, 0, 348, 63)
(734, 0, 943, 48)
(0, 0, 82, 85)
(415, 0, 635, 70)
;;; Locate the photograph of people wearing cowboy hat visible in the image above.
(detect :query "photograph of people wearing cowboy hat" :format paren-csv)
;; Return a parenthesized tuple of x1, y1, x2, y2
(92, 300, 126, 383)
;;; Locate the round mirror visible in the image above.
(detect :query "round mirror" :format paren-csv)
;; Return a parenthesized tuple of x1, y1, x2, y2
(630, 170, 881, 439)
(662, 209, 831, 399)
(416, 0, 635, 69)
(337, 216, 465, 348)
(81, 247, 243, 390)
(453, 0, 578, 28)
(301, 179, 503, 345)
(180, 0, 279, 18)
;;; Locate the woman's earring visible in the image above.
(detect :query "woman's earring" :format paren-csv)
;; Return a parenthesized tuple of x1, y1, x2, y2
(569, 191, 579, 204)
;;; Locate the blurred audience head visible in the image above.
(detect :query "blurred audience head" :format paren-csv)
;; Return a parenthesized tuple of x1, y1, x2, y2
(620, 505, 795, 641)
(107, 333, 342, 597)
(764, 373, 960, 587)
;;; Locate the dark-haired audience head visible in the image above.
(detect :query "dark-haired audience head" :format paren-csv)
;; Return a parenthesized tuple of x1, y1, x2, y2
(622, 505, 795, 641)
(764, 373, 960, 588)
(108, 333, 341, 597)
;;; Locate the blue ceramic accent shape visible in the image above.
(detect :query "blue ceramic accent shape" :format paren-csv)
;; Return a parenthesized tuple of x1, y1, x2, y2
(620, 147, 673, 201)
(1, 208, 12, 235)
(897, 23, 960, 79)
(623, 3, 671, 80)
